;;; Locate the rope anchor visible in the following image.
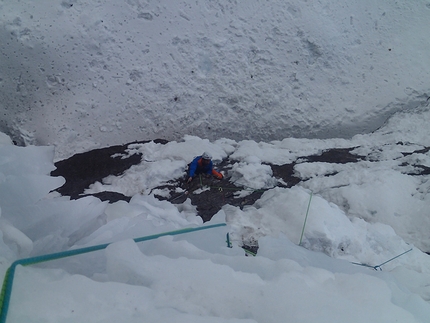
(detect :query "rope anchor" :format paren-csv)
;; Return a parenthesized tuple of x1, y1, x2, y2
(351, 248, 413, 271)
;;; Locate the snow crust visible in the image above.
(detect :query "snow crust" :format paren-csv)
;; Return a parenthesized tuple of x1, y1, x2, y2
(1, 104, 430, 321)
(1, 1, 430, 158)
(2, 1, 430, 321)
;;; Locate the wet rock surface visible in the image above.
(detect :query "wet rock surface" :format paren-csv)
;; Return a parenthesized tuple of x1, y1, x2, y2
(51, 140, 429, 223)
(51, 139, 168, 199)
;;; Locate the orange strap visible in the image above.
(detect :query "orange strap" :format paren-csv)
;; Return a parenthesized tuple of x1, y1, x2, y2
(212, 169, 223, 179)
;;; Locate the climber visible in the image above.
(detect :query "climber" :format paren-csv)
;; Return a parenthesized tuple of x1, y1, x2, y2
(187, 152, 223, 183)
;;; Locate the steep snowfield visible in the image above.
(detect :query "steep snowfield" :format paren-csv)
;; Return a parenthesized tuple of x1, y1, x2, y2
(1, 103, 430, 321)
(1, 0, 430, 159)
(2, 1, 430, 321)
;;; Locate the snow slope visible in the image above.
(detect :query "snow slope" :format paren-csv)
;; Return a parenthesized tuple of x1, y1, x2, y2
(1, 102, 430, 321)
(1, 0, 430, 158)
(1, 1, 430, 320)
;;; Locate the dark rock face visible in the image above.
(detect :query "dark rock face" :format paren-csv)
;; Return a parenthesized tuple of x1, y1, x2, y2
(163, 173, 269, 223)
(301, 147, 364, 164)
(175, 149, 365, 222)
(51, 140, 429, 224)
(51, 139, 168, 199)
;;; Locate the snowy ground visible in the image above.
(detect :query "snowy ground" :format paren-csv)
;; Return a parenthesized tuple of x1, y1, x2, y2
(1, 104, 430, 322)
(1, 1, 430, 321)
(1, 0, 430, 159)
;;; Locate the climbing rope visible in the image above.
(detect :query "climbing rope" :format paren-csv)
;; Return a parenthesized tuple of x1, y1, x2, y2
(0, 223, 227, 323)
(211, 185, 268, 193)
(351, 248, 413, 271)
(226, 233, 232, 248)
(299, 191, 313, 245)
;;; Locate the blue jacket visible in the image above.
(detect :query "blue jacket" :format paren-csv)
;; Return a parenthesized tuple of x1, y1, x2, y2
(188, 156, 213, 177)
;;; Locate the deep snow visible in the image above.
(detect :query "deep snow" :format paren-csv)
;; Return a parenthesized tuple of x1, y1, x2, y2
(1, 102, 430, 321)
(1, 0, 430, 159)
(1, 0, 430, 322)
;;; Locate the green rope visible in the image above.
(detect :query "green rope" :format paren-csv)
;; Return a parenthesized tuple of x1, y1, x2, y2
(0, 223, 226, 323)
(299, 191, 313, 245)
(350, 262, 381, 270)
(211, 185, 267, 193)
(351, 248, 413, 271)
(376, 248, 413, 268)
(243, 248, 257, 257)
(0, 269, 10, 316)
(226, 233, 232, 248)
(351, 248, 412, 270)
(190, 174, 269, 194)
